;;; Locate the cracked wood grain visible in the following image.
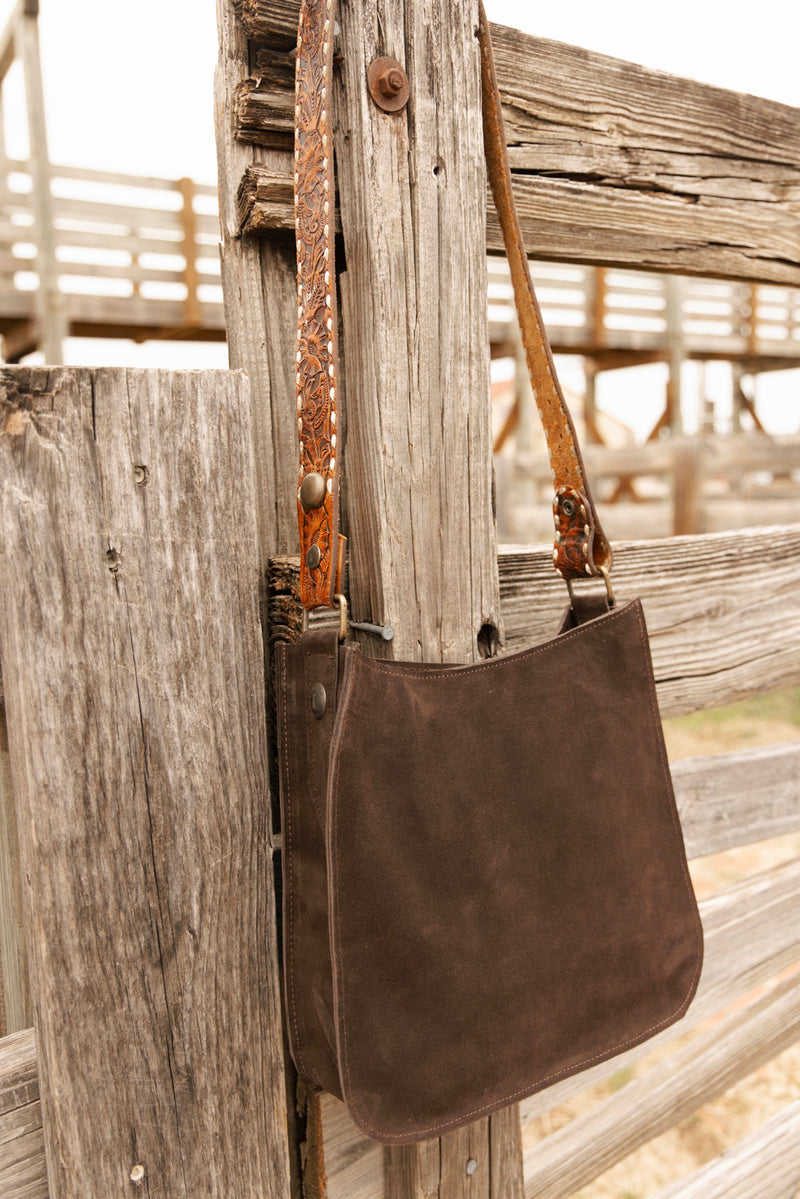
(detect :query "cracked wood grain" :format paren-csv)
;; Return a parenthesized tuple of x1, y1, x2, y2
(0, 366, 290, 1198)
(233, 5, 800, 283)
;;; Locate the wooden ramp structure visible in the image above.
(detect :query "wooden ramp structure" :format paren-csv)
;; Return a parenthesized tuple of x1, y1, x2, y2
(0, 2, 799, 1198)
(0, 158, 226, 359)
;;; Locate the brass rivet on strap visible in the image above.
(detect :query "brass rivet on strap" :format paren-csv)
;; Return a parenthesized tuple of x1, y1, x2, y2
(307, 544, 321, 570)
(299, 471, 326, 511)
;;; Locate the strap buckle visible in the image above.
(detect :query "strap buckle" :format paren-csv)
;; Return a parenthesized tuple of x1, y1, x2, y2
(566, 566, 615, 609)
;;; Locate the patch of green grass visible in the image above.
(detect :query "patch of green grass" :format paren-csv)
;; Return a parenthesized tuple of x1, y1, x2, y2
(666, 685, 800, 736)
(607, 1066, 635, 1093)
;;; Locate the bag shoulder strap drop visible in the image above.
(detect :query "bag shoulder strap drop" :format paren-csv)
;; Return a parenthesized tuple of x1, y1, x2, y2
(294, 0, 611, 612)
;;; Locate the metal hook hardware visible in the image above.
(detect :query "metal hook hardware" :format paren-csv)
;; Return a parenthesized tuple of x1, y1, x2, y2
(566, 567, 615, 609)
(350, 620, 395, 641)
(335, 594, 349, 642)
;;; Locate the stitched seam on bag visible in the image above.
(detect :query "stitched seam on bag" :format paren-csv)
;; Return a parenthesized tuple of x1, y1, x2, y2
(330, 599, 704, 1143)
(280, 648, 315, 1084)
(356, 600, 634, 680)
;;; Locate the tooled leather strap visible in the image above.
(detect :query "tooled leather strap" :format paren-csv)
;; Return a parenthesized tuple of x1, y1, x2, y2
(294, 0, 611, 607)
(295, 0, 345, 609)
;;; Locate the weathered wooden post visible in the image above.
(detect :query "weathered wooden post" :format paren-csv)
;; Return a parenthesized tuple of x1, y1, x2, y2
(0, 367, 292, 1197)
(215, 0, 521, 1192)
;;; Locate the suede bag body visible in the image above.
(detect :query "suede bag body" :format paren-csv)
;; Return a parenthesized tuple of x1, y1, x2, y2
(277, 599, 703, 1144)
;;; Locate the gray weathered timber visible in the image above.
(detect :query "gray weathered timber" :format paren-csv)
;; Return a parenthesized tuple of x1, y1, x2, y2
(0, 704, 30, 1035)
(0, 366, 290, 1198)
(522, 972, 800, 1199)
(333, 0, 514, 1193)
(650, 1100, 800, 1199)
(233, 5, 800, 284)
(334, 0, 501, 663)
(0, 1028, 46, 1199)
(214, 0, 299, 569)
(674, 741, 800, 860)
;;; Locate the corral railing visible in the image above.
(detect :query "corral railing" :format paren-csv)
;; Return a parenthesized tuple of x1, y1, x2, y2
(0, 159, 225, 357)
(489, 260, 800, 367)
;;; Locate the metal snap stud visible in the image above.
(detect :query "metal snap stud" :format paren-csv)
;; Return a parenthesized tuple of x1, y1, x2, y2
(307, 544, 321, 570)
(300, 472, 326, 511)
(310, 682, 327, 720)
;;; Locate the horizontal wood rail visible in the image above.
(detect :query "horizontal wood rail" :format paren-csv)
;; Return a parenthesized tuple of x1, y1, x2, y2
(487, 262, 800, 371)
(651, 1100, 800, 1199)
(522, 970, 800, 1199)
(232, 4, 800, 285)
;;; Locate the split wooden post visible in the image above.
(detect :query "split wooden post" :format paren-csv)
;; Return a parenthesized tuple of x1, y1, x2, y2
(0, 366, 291, 1197)
(214, 0, 300, 572)
(333, 0, 503, 662)
(332, 0, 516, 1193)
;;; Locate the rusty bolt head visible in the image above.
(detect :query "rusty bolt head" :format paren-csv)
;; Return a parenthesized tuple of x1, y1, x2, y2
(367, 56, 410, 113)
(380, 68, 405, 97)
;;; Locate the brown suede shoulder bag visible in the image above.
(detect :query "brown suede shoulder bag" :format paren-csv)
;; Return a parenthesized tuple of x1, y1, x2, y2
(276, 0, 704, 1146)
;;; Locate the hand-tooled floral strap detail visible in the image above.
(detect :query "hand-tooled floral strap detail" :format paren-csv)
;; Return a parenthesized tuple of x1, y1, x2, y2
(295, 0, 342, 609)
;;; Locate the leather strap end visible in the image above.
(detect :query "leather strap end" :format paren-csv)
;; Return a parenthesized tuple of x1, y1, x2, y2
(552, 487, 613, 580)
(299, 491, 341, 609)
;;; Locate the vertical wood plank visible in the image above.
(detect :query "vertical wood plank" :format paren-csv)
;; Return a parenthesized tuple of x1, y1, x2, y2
(489, 1104, 524, 1199)
(0, 700, 31, 1035)
(0, 366, 291, 1198)
(333, 1, 520, 1195)
(214, 7, 307, 1193)
(334, 0, 502, 662)
(214, 0, 299, 570)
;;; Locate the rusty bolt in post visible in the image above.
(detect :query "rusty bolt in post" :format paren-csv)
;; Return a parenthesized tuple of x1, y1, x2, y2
(367, 56, 410, 112)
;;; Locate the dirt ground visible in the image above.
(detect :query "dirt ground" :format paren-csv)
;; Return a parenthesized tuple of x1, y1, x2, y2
(525, 689, 800, 1198)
